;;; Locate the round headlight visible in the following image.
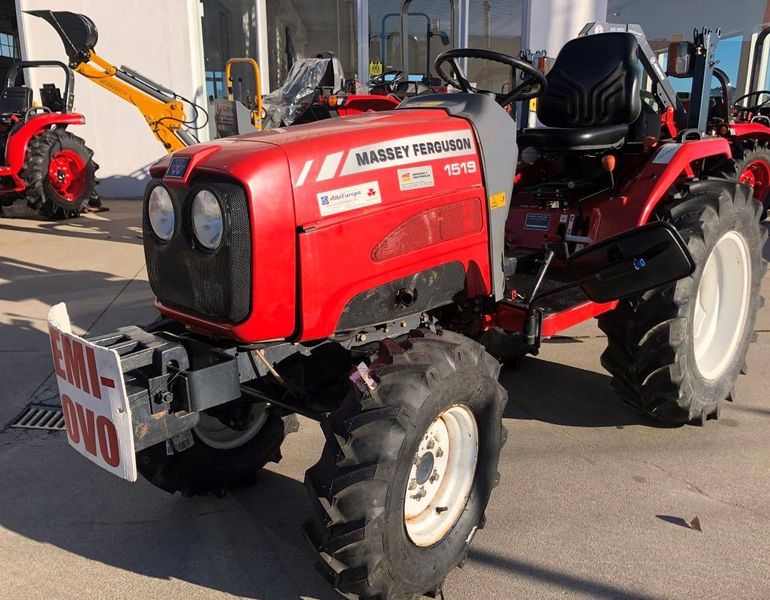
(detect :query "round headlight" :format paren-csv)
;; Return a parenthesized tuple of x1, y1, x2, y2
(191, 189, 223, 250)
(148, 185, 174, 241)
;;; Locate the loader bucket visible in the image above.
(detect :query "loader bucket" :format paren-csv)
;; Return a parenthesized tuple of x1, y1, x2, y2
(26, 10, 98, 68)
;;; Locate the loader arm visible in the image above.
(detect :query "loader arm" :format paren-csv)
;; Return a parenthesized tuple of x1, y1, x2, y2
(28, 9, 199, 154)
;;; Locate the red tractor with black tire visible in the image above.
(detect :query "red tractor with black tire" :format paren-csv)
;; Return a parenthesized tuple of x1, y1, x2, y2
(0, 60, 97, 219)
(46, 23, 766, 600)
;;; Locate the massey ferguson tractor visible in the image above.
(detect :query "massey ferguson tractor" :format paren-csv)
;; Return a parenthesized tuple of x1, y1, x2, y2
(0, 60, 98, 218)
(47, 23, 767, 600)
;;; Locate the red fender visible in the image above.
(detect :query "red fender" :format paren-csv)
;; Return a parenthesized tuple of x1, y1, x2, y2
(728, 121, 770, 142)
(589, 138, 732, 242)
(0, 112, 86, 192)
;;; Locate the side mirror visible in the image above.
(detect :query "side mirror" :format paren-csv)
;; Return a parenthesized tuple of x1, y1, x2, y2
(567, 222, 695, 303)
(666, 41, 694, 78)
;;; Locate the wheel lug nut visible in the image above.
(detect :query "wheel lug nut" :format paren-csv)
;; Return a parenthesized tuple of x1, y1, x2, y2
(435, 447, 444, 458)
(426, 439, 435, 449)
(429, 468, 440, 483)
(408, 479, 417, 490)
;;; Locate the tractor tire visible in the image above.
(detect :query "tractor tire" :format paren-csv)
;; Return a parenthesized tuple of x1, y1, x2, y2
(733, 140, 770, 218)
(137, 402, 298, 497)
(305, 329, 507, 600)
(22, 129, 98, 219)
(598, 179, 767, 425)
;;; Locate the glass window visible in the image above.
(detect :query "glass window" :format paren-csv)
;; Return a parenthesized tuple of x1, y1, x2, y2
(0, 32, 18, 59)
(201, 0, 258, 101)
(466, 0, 523, 93)
(368, 0, 453, 80)
(266, 0, 358, 90)
(607, 0, 769, 92)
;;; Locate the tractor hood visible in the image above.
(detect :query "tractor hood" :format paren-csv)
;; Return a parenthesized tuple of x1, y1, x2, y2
(146, 96, 516, 343)
(150, 107, 481, 230)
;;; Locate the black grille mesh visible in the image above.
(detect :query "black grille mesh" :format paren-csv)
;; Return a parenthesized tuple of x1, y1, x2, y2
(144, 178, 252, 323)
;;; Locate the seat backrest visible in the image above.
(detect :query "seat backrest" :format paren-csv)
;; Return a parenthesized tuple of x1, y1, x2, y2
(0, 86, 32, 115)
(538, 32, 642, 128)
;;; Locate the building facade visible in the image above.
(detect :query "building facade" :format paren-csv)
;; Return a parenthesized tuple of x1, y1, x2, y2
(8, 0, 770, 196)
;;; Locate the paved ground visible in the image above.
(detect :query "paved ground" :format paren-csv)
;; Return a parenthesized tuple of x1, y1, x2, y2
(1, 200, 769, 600)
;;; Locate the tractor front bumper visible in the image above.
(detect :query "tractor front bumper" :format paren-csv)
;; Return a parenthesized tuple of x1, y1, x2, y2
(86, 324, 243, 452)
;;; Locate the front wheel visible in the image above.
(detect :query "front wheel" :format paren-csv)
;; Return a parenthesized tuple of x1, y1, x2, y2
(305, 329, 507, 599)
(599, 179, 767, 424)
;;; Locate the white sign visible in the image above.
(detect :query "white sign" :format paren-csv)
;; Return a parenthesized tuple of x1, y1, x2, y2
(340, 130, 476, 176)
(398, 165, 435, 191)
(317, 181, 382, 217)
(48, 303, 137, 482)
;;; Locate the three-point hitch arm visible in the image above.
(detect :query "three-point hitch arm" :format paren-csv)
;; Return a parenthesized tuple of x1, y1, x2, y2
(28, 10, 201, 153)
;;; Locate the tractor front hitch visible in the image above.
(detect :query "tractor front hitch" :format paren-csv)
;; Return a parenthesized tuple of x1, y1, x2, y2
(87, 326, 242, 451)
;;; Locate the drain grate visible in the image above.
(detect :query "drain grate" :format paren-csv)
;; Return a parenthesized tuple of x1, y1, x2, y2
(10, 405, 66, 431)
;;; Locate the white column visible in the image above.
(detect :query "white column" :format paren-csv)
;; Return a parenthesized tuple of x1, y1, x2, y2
(523, 0, 608, 57)
(256, 0, 271, 93)
(356, 0, 369, 84)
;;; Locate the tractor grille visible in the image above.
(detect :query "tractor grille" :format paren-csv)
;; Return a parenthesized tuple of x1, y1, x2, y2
(144, 178, 252, 323)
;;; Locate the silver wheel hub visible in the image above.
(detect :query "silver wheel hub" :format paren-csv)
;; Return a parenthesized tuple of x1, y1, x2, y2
(404, 404, 478, 547)
(692, 231, 751, 380)
(194, 403, 268, 450)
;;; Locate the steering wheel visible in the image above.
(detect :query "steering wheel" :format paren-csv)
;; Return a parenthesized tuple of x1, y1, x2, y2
(434, 48, 547, 108)
(733, 90, 770, 114)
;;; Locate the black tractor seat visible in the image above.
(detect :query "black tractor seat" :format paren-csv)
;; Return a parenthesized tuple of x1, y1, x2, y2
(519, 123, 628, 151)
(520, 32, 642, 152)
(0, 86, 32, 116)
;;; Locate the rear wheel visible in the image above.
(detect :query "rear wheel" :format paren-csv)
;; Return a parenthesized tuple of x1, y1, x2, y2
(22, 129, 98, 219)
(734, 141, 770, 218)
(305, 329, 507, 599)
(598, 179, 767, 424)
(137, 400, 298, 496)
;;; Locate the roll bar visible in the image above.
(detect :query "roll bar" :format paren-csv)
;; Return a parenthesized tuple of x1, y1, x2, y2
(5, 60, 74, 113)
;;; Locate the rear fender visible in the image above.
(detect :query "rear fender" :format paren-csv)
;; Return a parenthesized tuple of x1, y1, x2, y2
(589, 138, 732, 241)
(728, 122, 770, 143)
(3, 112, 86, 189)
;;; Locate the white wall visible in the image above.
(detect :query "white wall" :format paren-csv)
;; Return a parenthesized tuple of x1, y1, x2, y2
(523, 0, 608, 56)
(17, 0, 206, 197)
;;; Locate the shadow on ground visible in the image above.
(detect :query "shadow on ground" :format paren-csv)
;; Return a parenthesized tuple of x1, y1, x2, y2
(0, 439, 342, 600)
(500, 355, 663, 428)
(0, 200, 144, 245)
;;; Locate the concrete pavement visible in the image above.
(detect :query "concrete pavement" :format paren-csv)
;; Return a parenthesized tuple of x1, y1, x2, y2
(1, 201, 769, 599)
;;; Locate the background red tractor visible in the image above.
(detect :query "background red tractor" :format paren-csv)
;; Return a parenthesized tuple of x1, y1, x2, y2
(0, 61, 98, 219)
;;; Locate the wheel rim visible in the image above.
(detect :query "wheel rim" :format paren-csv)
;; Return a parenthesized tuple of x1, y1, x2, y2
(194, 403, 268, 450)
(47, 149, 88, 202)
(404, 404, 478, 547)
(692, 231, 751, 380)
(739, 159, 770, 205)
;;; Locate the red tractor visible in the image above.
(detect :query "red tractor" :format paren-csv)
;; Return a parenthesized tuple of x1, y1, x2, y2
(0, 61, 98, 218)
(47, 23, 766, 600)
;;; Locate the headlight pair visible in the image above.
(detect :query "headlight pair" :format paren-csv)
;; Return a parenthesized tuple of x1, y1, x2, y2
(147, 185, 223, 250)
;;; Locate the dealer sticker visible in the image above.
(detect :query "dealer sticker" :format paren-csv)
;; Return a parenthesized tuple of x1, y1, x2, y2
(317, 181, 382, 217)
(398, 165, 434, 191)
(48, 303, 137, 482)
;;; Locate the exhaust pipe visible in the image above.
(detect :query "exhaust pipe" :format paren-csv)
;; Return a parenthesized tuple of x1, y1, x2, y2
(26, 10, 98, 68)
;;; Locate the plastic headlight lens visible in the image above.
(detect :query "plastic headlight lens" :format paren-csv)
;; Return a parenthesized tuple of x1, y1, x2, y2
(148, 185, 174, 241)
(191, 189, 223, 250)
